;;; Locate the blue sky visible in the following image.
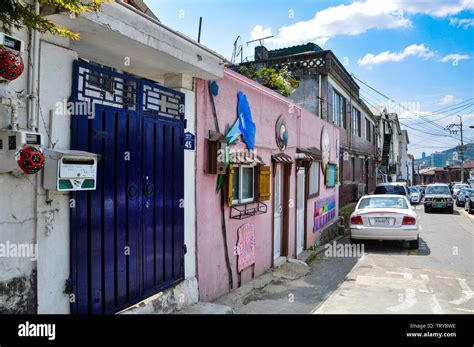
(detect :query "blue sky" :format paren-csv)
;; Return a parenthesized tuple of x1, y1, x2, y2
(146, 0, 474, 158)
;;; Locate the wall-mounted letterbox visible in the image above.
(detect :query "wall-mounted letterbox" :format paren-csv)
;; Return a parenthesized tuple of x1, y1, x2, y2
(43, 149, 101, 191)
(205, 131, 227, 175)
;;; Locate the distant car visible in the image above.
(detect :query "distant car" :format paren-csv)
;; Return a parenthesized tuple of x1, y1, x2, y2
(423, 183, 454, 214)
(456, 188, 474, 207)
(350, 194, 419, 249)
(464, 191, 474, 214)
(409, 186, 422, 204)
(452, 183, 470, 199)
(374, 182, 410, 198)
(417, 186, 426, 197)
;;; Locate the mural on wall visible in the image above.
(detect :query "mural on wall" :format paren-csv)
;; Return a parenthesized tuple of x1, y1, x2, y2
(321, 126, 330, 174)
(275, 114, 288, 150)
(226, 91, 256, 149)
(313, 196, 336, 232)
(236, 223, 256, 273)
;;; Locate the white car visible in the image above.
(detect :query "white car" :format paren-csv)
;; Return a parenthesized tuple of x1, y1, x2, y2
(409, 186, 422, 204)
(350, 194, 419, 249)
(452, 183, 470, 199)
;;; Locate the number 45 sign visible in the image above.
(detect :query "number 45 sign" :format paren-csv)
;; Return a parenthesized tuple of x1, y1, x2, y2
(184, 132, 195, 150)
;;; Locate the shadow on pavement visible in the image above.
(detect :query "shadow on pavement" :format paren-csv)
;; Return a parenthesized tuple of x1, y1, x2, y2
(356, 237, 431, 256)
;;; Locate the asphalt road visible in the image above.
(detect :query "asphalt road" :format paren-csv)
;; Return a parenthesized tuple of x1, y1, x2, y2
(313, 204, 474, 314)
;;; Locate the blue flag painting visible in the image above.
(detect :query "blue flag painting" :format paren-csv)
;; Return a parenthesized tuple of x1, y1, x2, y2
(226, 91, 256, 150)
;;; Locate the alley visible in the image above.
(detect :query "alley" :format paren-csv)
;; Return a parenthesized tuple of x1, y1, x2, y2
(216, 205, 474, 314)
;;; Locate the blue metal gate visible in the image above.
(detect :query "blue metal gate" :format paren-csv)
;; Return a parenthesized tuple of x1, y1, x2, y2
(70, 60, 185, 314)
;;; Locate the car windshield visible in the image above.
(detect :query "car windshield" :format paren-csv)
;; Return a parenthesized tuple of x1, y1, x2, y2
(358, 197, 409, 209)
(425, 186, 451, 195)
(374, 185, 407, 195)
(409, 187, 418, 193)
(454, 184, 469, 189)
(461, 188, 474, 194)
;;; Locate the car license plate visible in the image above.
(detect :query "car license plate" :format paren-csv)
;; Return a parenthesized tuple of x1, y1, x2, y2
(372, 217, 391, 226)
(433, 202, 445, 208)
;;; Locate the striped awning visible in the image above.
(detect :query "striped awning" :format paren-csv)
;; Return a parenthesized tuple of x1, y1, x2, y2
(272, 152, 294, 163)
(296, 147, 322, 161)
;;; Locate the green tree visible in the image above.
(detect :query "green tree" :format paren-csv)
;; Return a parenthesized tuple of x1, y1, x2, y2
(238, 64, 299, 97)
(0, 0, 108, 40)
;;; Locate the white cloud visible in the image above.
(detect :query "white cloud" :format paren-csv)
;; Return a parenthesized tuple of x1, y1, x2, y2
(249, 0, 474, 48)
(250, 25, 272, 41)
(403, 0, 474, 17)
(449, 17, 474, 29)
(438, 95, 462, 105)
(357, 44, 435, 66)
(440, 53, 471, 63)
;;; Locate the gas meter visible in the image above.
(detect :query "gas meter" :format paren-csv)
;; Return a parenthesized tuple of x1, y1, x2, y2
(43, 149, 100, 191)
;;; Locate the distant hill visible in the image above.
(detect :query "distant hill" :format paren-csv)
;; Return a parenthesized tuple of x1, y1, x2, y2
(415, 143, 474, 166)
(440, 143, 474, 160)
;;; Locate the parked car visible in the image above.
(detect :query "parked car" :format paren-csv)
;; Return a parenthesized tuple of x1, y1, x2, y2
(409, 186, 422, 204)
(452, 183, 470, 199)
(423, 183, 454, 213)
(417, 185, 426, 197)
(456, 188, 474, 207)
(374, 182, 410, 198)
(350, 194, 419, 249)
(464, 191, 474, 214)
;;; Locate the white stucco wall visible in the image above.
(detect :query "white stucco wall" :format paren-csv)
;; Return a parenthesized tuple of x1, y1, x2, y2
(0, 27, 37, 313)
(36, 38, 77, 314)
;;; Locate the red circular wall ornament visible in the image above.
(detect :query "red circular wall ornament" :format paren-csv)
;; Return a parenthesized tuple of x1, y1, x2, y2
(0, 50, 24, 81)
(17, 146, 45, 174)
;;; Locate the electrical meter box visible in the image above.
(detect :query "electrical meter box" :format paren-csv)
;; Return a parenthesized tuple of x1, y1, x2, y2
(0, 33, 25, 53)
(43, 149, 101, 191)
(0, 129, 44, 173)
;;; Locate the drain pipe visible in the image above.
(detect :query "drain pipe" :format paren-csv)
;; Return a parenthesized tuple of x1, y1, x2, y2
(27, 1, 40, 131)
(0, 97, 23, 130)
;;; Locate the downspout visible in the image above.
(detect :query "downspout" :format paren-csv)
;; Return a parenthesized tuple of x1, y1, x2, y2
(318, 75, 322, 118)
(28, 0, 40, 314)
(27, 0, 40, 131)
(208, 81, 233, 290)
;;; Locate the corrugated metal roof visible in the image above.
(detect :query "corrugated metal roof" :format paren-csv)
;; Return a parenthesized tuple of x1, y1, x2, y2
(229, 150, 265, 165)
(297, 147, 322, 161)
(272, 153, 294, 163)
(268, 43, 323, 59)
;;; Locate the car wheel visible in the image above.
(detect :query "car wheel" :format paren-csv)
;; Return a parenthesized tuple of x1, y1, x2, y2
(448, 206, 454, 214)
(424, 206, 430, 213)
(350, 237, 359, 244)
(409, 237, 419, 250)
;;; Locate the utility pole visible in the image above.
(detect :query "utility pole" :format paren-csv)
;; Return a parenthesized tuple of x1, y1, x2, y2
(460, 116, 464, 183)
(445, 115, 465, 183)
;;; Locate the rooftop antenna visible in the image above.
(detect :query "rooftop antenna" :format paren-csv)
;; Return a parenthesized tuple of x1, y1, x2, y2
(197, 17, 202, 43)
(231, 36, 243, 64)
(246, 35, 273, 47)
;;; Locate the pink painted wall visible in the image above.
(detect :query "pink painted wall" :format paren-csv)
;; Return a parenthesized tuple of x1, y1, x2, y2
(195, 69, 339, 301)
